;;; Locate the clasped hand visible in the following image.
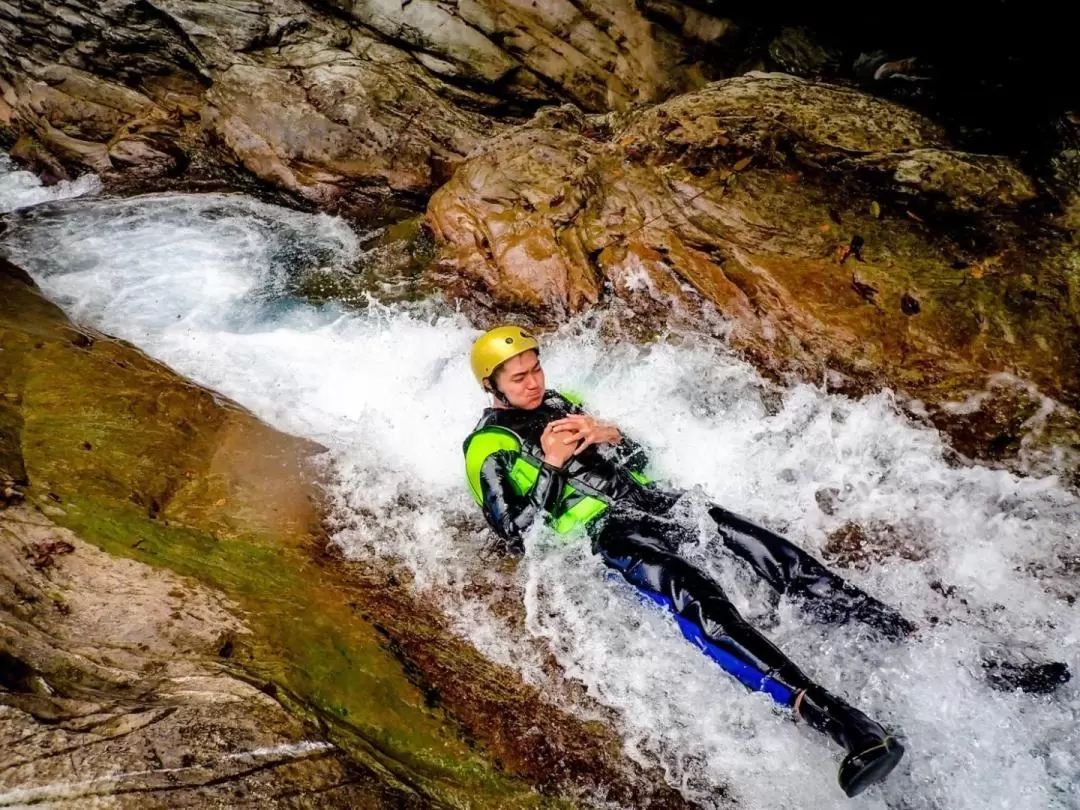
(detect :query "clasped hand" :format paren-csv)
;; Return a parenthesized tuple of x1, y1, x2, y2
(540, 414, 621, 468)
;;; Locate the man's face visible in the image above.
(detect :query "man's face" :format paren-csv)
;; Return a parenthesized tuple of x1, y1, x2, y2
(490, 350, 545, 409)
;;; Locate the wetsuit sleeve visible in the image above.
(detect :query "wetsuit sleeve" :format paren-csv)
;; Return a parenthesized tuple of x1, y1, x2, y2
(478, 450, 567, 554)
(611, 433, 649, 473)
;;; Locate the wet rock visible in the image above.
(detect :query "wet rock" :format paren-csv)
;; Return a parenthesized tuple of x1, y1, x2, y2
(823, 520, 929, 570)
(0, 480, 23, 509)
(427, 73, 1080, 477)
(0, 260, 700, 809)
(6, 135, 72, 186)
(0, 505, 386, 809)
(106, 135, 183, 177)
(199, 53, 496, 215)
(853, 51, 928, 85)
(0, 0, 734, 214)
(926, 374, 1080, 476)
(848, 148, 1037, 212)
(814, 487, 842, 516)
(291, 217, 437, 307)
(767, 27, 843, 78)
(1046, 110, 1080, 232)
(981, 658, 1072, 695)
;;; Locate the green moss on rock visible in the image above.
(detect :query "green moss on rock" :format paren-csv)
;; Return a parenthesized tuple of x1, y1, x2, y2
(0, 258, 696, 810)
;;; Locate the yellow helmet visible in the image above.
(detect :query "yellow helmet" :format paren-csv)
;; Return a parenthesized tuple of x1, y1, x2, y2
(470, 326, 539, 387)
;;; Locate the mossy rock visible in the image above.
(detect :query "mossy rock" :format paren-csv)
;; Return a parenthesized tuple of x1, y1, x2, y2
(427, 73, 1080, 478)
(0, 258, 696, 809)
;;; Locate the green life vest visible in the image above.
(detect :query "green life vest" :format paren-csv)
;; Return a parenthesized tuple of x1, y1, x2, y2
(463, 423, 651, 537)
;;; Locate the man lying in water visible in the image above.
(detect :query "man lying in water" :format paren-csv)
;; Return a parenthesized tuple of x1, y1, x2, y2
(461, 326, 912, 798)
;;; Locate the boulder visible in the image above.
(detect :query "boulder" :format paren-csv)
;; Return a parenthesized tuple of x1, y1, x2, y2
(427, 74, 1080, 476)
(0, 0, 736, 214)
(0, 258, 698, 808)
(0, 505, 391, 809)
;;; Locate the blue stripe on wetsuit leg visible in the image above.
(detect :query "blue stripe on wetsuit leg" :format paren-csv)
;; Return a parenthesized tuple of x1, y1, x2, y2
(602, 566, 796, 707)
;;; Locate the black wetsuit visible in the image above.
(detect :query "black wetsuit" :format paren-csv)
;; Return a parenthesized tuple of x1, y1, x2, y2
(468, 390, 1080, 793)
(475, 391, 913, 644)
(471, 391, 912, 796)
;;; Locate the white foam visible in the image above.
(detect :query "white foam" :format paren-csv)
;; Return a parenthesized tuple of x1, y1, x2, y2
(0, 153, 100, 214)
(2, 187, 1077, 810)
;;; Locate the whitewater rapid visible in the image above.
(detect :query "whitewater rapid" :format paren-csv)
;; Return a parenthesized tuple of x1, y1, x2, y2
(0, 153, 100, 215)
(2, 160, 1077, 810)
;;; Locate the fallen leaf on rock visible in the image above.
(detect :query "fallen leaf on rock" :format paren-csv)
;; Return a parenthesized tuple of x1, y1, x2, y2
(851, 273, 879, 303)
(732, 156, 753, 172)
(27, 540, 76, 570)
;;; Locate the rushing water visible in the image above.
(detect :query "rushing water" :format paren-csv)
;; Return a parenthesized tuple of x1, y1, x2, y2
(2, 159, 1077, 810)
(0, 154, 101, 215)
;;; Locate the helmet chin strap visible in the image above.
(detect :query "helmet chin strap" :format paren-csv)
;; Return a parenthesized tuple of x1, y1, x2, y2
(485, 378, 512, 407)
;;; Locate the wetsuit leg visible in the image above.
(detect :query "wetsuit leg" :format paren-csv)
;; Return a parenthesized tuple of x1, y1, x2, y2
(707, 505, 916, 640)
(594, 513, 906, 797)
(593, 513, 815, 702)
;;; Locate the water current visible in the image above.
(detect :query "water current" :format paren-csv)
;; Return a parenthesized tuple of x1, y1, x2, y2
(2, 157, 1076, 810)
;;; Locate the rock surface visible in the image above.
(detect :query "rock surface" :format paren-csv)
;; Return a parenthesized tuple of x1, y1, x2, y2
(426, 73, 1080, 477)
(3, 3, 1079, 801)
(0, 505, 392, 808)
(0, 259, 698, 809)
(3, 3, 1077, 475)
(0, 0, 736, 216)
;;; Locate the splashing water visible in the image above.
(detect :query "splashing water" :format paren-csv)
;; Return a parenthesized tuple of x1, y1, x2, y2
(2, 161, 1077, 810)
(0, 153, 101, 214)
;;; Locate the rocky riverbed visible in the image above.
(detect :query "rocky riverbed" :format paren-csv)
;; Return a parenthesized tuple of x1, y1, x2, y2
(0, 258, 694, 808)
(2, 2, 1078, 807)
